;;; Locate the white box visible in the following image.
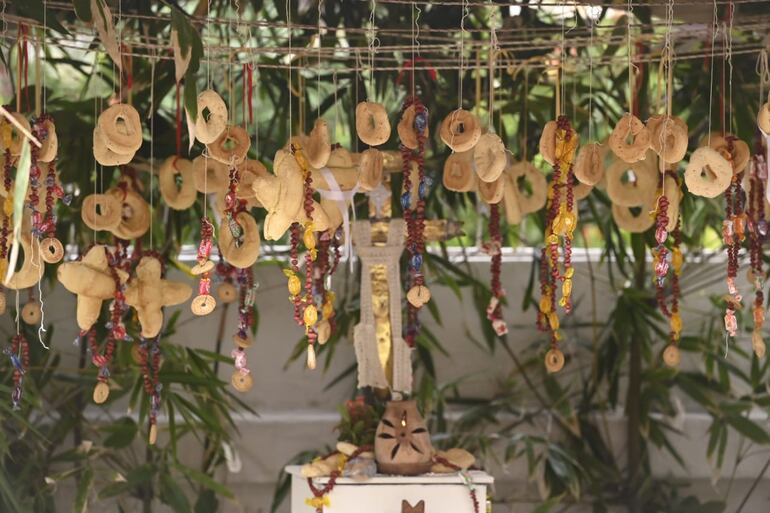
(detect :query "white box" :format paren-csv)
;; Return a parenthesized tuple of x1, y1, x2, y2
(286, 465, 493, 513)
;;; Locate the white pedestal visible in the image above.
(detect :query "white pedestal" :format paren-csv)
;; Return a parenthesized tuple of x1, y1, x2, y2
(286, 465, 493, 513)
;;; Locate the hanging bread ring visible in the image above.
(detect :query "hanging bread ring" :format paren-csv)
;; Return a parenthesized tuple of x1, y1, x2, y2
(702, 132, 750, 174)
(443, 151, 475, 192)
(93, 128, 133, 167)
(195, 89, 228, 144)
(237, 159, 268, 207)
(573, 182, 593, 201)
(477, 175, 504, 204)
(4, 113, 31, 156)
(605, 158, 658, 207)
(191, 294, 216, 316)
(4, 235, 44, 290)
(97, 104, 143, 154)
(473, 133, 507, 182)
(574, 142, 605, 186)
(40, 237, 64, 264)
(305, 119, 331, 169)
(662, 344, 681, 367)
(207, 125, 250, 165)
(397, 105, 429, 150)
(684, 147, 732, 198)
(37, 117, 58, 163)
(612, 201, 655, 233)
(609, 114, 651, 163)
(359, 148, 384, 192)
(192, 155, 230, 192)
(510, 161, 547, 214)
(544, 348, 565, 373)
(648, 115, 688, 164)
(440, 109, 481, 153)
(758, 102, 770, 134)
(356, 102, 391, 146)
(220, 212, 261, 269)
(159, 157, 197, 210)
(538, 121, 558, 165)
(108, 188, 151, 240)
(81, 193, 122, 231)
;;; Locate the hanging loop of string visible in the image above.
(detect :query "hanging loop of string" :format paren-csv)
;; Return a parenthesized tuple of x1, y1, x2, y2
(756, 49, 770, 106)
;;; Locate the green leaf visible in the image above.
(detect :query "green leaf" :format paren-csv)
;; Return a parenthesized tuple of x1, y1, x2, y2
(195, 489, 219, 513)
(172, 462, 234, 499)
(102, 417, 138, 449)
(160, 471, 191, 513)
(725, 415, 770, 444)
(74, 467, 93, 513)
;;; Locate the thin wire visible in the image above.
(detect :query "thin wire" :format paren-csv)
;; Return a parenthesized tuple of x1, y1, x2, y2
(459, 0, 469, 108)
(367, 0, 378, 100)
(588, 10, 594, 141)
(727, 5, 734, 135)
(287, 0, 292, 142)
(149, 55, 155, 250)
(488, 4, 498, 130)
(318, 0, 323, 116)
(626, 0, 633, 113)
(42, 0, 46, 113)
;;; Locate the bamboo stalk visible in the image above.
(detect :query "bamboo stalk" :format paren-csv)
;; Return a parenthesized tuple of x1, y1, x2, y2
(0, 105, 42, 148)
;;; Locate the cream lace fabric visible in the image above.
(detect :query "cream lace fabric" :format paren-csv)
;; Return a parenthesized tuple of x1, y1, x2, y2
(352, 219, 413, 394)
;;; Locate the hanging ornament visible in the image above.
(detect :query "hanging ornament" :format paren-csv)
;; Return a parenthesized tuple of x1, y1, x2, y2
(138, 336, 162, 445)
(231, 267, 256, 392)
(400, 96, 430, 348)
(191, 217, 216, 316)
(721, 136, 747, 339)
(748, 143, 767, 358)
(5, 334, 29, 409)
(537, 116, 578, 373)
(483, 204, 507, 336)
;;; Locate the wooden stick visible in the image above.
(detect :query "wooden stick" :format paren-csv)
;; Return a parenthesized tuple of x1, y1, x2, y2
(0, 105, 42, 148)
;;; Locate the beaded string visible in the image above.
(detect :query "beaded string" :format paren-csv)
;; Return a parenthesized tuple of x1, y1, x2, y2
(722, 137, 745, 339)
(224, 164, 245, 245)
(400, 96, 429, 348)
(748, 144, 767, 357)
(138, 336, 162, 444)
(5, 333, 29, 409)
(304, 446, 371, 513)
(28, 116, 44, 236)
(484, 203, 507, 336)
(231, 267, 255, 387)
(0, 145, 12, 294)
(290, 144, 319, 368)
(538, 115, 577, 372)
(192, 217, 216, 315)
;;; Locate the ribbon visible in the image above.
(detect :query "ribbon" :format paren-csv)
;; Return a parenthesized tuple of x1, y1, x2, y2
(315, 167, 357, 271)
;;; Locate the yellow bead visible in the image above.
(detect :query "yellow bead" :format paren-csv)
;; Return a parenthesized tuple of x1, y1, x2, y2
(564, 267, 575, 279)
(304, 304, 318, 327)
(284, 270, 302, 297)
(561, 278, 573, 299)
(672, 249, 683, 274)
(303, 225, 316, 250)
(539, 295, 552, 314)
(4, 194, 13, 217)
(553, 330, 563, 341)
(548, 312, 560, 331)
(670, 311, 682, 337)
(546, 234, 560, 246)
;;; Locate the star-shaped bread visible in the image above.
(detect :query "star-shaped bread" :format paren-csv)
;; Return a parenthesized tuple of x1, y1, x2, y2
(125, 256, 192, 338)
(57, 245, 128, 331)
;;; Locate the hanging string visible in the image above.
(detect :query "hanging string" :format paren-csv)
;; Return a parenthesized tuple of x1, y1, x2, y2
(626, 0, 634, 114)
(333, 71, 339, 141)
(317, 0, 323, 116)
(707, 0, 718, 145)
(42, 0, 46, 114)
(488, 5, 498, 130)
(756, 49, 769, 107)
(287, 0, 292, 143)
(459, 0, 469, 108)
(588, 11, 594, 142)
(149, 55, 155, 250)
(367, 0, 379, 100)
(727, 2, 734, 135)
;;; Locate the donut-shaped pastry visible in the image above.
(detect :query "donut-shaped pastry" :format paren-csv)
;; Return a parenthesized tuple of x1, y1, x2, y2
(97, 103, 143, 154)
(107, 188, 151, 240)
(605, 158, 658, 207)
(758, 102, 770, 134)
(207, 125, 250, 165)
(440, 109, 481, 153)
(684, 147, 732, 198)
(81, 193, 122, 231)
(397, 105, 429, 150)
(538, 121, 558, 166)
(359, 148, 384, 192)
(217, 282, 237, 303)
(159, 157, 197, 210)
(192, 155, 230, 192)
(544, 348, 565, 373)
(443, 151, 475, 192)
(574, 142, 604, 186)
(4, 113, 31, 156)
(702, 132, 750, 174)
(236, 159, 268, 206)
(648, 115, 688, 164)
(22, 301, 42, 325)
(5, 235, 44, 290)
(573, 181, 593, 201)
(510, 161, 547, 214)
(612, 201, 655, 233)
(93, 127, 133, 167)
(477, 175, 504, 204)
(191, 294, 216, 316)
(609, 114, 651, 163)
(473, 133, 507, 182)
(195, 89, 228, 144)
(40, 237, 64, 264)
(356, 101, 391, 146)
(305, 119, 331, 169)
(37, 118, 58, 163)
(220, 212, 260, 268)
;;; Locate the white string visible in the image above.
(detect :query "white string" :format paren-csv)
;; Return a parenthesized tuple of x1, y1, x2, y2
(756, 50, 769, 106)
(318, 0, 323, 115)
(626, 0, 633, 113)
(36, 250, 48, 349)
(367, 0, 379, 100)
(727, 11, 734, 134)
(488, 5, 498, 129)
(42, 0, 46, 113)
(588, 10, 594, 141)
(287, 0, 292, 142)
(707, 0, 718, 145)
(149, 55, 155, 249)
(459, 0, 469, 108)
(333, 71, 339, 141)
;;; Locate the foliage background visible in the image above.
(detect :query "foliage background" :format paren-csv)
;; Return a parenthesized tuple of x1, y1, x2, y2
(1, 1, 770, 512)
